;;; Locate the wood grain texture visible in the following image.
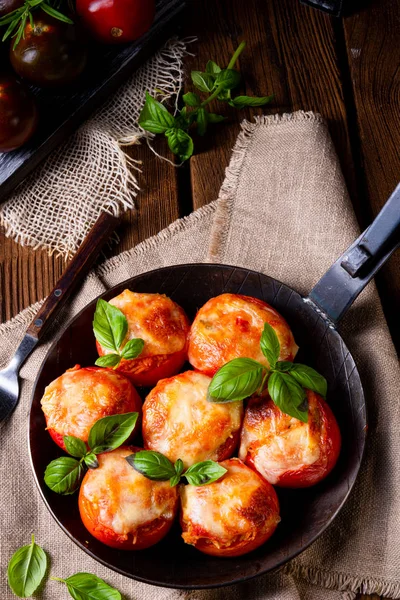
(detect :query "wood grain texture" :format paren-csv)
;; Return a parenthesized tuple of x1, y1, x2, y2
(343, 0, 400, 352)
(182, 0, 357, 213)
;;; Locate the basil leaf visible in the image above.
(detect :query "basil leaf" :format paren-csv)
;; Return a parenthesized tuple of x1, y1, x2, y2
(208, 357, 264, 402)
(92, 298, 127, 353)
(275, 361, 293, 372)
(260, 322, 280, 369)
(205, 60, 221, 74)
(7, 535, 47, 598)
(44, 457, 85, 495)
(182, 91, 201, 107)
(230, 94, 274, 108)
(94, 354, 121, 368)
(59, 573, 121, 600)
(207, 113, 226, 124)
(88, 412, 138, 454)
(268, 371, 308, 423)
(183, 460, 227, 486)
(165, 128, 194, 162)
(288, 364, 327, 398)
(217, 89, 231, 101)
(191, 71, 215, 93)
(121, 338, 144, 360)
(169, 473, 181, 487)
(127, 450, 175, 481)
(84, 453, 99, 469)
(215, 69, 241, 91)
(197, 108, 208, 136)
(170, 458, 184, 485)
(138, 92, 175, 133)
(64, 436, 87, 458)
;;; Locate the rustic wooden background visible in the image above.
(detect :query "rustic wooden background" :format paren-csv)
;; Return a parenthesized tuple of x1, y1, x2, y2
(1, 0, 398, 598)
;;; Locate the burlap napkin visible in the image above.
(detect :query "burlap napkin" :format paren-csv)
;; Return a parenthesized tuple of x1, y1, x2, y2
(1, 111, 399, 600)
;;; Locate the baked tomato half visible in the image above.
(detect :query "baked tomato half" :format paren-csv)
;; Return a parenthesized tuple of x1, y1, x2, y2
(142, 371, 243, 468)
(40, 365, 141, 451)
(180, 458, 280, 557)
(79, 446, 178, 549)
(188, 293, 298, 376)
(239, 390, 341, 487)
(96, 290, 190, 387)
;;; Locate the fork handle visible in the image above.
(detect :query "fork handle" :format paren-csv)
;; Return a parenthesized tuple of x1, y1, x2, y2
(26, 211, 119, 341)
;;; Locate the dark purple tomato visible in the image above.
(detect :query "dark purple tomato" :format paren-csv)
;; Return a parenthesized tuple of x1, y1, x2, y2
(10, 11, 87, 86)
(0, 74, 37, 152)
(0, 0, 23, 17)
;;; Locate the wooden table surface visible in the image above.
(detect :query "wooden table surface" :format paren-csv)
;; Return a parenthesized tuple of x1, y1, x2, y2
(0, 0, 398, 598)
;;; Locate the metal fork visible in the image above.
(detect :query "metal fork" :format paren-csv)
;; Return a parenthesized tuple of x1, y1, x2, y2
(0, 212, 119, 422)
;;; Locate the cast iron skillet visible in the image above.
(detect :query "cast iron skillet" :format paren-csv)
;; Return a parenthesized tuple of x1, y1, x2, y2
(29, 184, 400, 589)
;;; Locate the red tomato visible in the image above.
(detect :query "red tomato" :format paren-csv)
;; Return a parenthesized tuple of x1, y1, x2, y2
(142, 371, 243, 467)
(188, 293, 298, 377)
(41, 365, 142, 451)
(0, 75, 37, 152)
(78, 446, 178, 549)
(180, 458, 280, 557)
(96, 291, 191, 387)
(239, 390, 341, 488)
(76, 0, 155, 44)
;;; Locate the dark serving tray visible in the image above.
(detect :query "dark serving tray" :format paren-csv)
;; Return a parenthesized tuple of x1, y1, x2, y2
(0, 0, 185, 201)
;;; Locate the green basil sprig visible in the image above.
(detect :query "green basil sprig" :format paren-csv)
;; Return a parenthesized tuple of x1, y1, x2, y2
(93, 298, 144, 368)
(44, 412, 138, 495)
(7, 535, 47, 598)
(138, 41, 273, 163)
(126, 450, 227, 487)
(208, 323, 327, 423)
(51, 573, 121, 600)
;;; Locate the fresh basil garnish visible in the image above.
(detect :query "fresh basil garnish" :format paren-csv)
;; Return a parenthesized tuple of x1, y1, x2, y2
(165, 128, 194, 162)
(44, 457, 84, 495)
(214, 68, 241, 91)
(52, 572, 121, 600)
(288, 364, 327, 398)
(94, 354, 121, 368)
(260, 322, 281, 369)
(207, 316, 328, 424)
(183, 460, 227, 486)
(127, 450, 176, 481)
(7, 534, 47, 598)
(229, 94, 274, 108)
(191, 70, 215, 93)
(120, 338, 145, 360)
(268, 371, 308, 423)
(88, 412, 138, 454)
(169, 458, 184, 487)
(196, 108, 208, 136)
(205, 60, 221, 74)
(84, 453, 99, 469)
(138, 91, 176, 133)
(182, 91, 201, 107)
(64, 436, 87, 458)
(208, 357, 264, 402)
(92, 299, 127, 353)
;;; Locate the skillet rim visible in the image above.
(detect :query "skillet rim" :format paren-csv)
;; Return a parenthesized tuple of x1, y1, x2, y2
(28, 262, 367, 589)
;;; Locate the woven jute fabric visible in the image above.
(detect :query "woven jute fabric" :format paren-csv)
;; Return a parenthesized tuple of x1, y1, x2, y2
(1, 112, 399, 600)
(0, 38, 188, 258)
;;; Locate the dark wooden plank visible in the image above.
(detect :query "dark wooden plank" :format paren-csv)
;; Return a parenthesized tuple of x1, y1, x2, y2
(0, 136, 180, 321)
(343, 0, 400, 353)
(183, 0, 357, 213)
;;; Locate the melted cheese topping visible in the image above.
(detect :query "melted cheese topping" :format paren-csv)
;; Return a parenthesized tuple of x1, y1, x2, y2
(142, 371, 243, 468)
(81, 447, 177, 536)
(41, 366, 136, 440)
(100, 291, 189, 358)
(239, 394, 321, 484)
(180, 458, 279, 546)
(188, 294, 298, 375)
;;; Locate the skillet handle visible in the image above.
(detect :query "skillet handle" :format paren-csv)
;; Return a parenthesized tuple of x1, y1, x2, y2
(307, 183, 400, 325)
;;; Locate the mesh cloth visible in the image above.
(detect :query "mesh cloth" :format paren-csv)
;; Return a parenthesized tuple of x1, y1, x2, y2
(0, 38, 188, 258)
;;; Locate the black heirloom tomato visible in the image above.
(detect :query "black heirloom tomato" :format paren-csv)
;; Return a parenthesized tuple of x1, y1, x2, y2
(0, 74, 37, 152)
(10, 11, 87, 86)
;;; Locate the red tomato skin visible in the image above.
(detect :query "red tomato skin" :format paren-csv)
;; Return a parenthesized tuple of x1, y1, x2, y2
(79, 492, 174, 550)
(0, 75, 37, 152)
(96, 345, 188, 388)
(76, 0, 155, 44)
(43, 365, 142, 452)
(243, 392, 341, 488)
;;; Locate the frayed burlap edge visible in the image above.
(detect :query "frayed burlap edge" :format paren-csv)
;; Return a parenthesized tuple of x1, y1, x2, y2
(206, 111, 325, 263)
